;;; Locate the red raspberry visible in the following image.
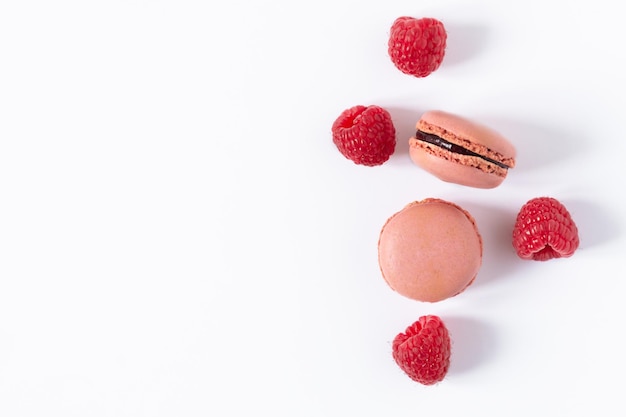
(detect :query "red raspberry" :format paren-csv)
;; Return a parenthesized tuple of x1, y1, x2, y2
(392, 315, 451, 385)
(331, 105, 396, 166)
(388, 17, 447, 78)
(512, 197, 580, 261)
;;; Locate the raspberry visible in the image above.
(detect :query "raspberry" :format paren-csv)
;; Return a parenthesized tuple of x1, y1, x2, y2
(388, 17, 447, 78)
(392, 315, 451, 385)
(512, 197, 580, 261)
(331, 105, 396, 166)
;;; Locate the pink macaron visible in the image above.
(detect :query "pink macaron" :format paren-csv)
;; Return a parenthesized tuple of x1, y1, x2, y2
(409, 110, 516, 188)
(377, 198, 483, 303)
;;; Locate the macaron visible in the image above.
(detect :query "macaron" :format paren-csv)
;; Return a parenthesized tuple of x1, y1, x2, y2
(377, 198, 483, 303)
(409, 110, 516, 188)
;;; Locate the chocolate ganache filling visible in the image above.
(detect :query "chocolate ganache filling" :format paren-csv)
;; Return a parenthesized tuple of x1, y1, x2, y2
(415, 130, 510, 169)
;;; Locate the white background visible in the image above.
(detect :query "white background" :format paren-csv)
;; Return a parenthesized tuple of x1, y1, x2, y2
(1, 0, 625, 415)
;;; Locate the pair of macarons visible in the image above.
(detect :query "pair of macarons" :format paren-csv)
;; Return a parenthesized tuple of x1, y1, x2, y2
(378, 110, 517, 302)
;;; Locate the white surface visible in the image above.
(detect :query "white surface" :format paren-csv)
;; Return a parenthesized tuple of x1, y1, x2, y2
(1, 0, 625, 415)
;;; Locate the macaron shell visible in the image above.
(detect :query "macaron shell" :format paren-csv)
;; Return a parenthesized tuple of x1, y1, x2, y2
(419, 110, 516, 163)
(378, 199, 483, 303)
(409, 141, 507, 189)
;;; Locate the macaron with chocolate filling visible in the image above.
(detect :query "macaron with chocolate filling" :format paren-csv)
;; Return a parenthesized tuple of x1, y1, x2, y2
(409, 110, 516, 188)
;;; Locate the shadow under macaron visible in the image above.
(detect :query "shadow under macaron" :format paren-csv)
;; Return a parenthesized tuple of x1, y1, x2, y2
(475, 116, 589, 177)
(452, 200, 522, 289)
